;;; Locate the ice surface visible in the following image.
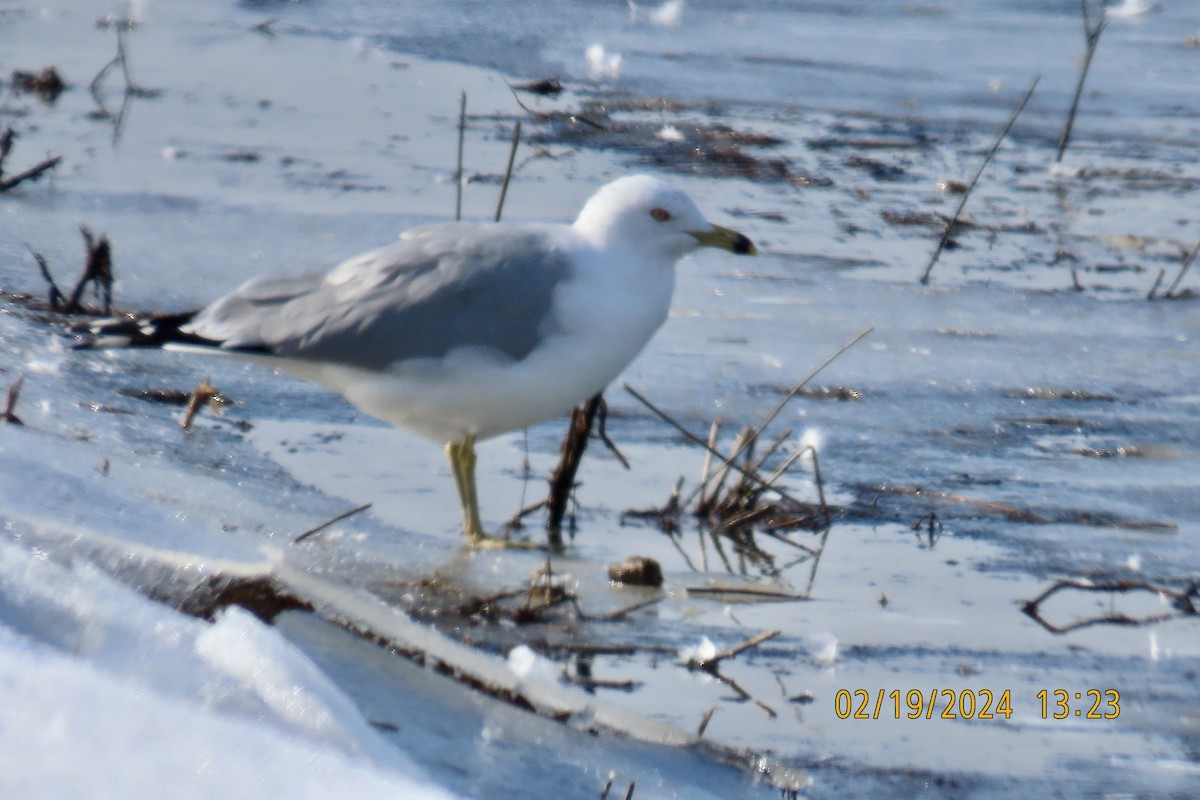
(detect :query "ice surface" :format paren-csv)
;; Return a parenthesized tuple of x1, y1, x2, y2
(3, 0, 1200, 797)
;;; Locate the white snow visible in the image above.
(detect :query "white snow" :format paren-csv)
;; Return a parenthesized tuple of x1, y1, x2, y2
(0, 541, 460, 800)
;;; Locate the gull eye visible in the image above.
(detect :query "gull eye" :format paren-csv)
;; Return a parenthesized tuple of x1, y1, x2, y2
(649, 207, 672, 222)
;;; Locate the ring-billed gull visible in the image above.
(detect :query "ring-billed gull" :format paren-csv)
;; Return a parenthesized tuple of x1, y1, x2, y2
(79, 175, 756, 545)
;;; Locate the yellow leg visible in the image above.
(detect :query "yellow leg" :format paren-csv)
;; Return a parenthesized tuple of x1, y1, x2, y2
(446, 436, 541, 549)
(446, 436, 486, 543)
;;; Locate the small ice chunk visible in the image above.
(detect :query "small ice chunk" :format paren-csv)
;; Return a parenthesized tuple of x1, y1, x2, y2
(586, 44, 622, 81)
(679, 635, 717, 664)
(507, 645, 560, 684)
(656, 124, 684, 142)
(1107, 0, 1158, 18)
(628, 0, 686, 28)
(806, 632, 838, 665)
(799, 428, 823, 459)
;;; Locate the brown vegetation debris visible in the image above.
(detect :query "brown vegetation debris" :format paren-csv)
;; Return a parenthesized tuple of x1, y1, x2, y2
(179, 379, 226, 429)
(10, 66, 68, 103)
(171, 573, 312, 624)
(607, 556, 664, 588)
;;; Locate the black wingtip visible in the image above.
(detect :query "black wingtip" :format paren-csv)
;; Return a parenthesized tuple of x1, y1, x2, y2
(72, 310, 209, 350)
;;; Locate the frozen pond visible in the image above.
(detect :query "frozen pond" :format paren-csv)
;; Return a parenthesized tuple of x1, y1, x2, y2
(2, 1, 1199, 797)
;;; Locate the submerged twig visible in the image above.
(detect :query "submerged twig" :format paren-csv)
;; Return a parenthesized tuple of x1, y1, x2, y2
(294, 502, 373, 544)
(919, 76, 1039, 284)
(1146, 268, 1167, 301)
(1161, 237, 1200, 299)
(685, 586, 807, 601)
(595, 595, 664, 622)
(1022, 578, 1199, 634)
(88, 23, 160, 142)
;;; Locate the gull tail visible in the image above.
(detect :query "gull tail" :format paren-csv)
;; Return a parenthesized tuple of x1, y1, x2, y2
(73, 311, 217, 351)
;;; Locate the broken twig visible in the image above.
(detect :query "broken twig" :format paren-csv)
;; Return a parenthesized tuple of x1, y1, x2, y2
(546, 393, 602, 540)
(294, 502, 374, 544)
(179, 379, 222, 429)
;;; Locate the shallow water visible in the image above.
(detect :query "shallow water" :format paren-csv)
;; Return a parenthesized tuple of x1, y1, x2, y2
(2, 0, 1199, 797)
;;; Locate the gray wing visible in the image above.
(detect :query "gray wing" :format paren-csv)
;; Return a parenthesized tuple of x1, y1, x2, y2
(185, 222, 575, 370)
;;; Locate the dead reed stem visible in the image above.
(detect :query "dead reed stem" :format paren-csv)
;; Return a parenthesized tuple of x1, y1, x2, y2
(919, 76, 1039, 285)
(682, 326, 872, 508)
(455, 92, 467, 221)
(1056, 0, 1107, 165)
(623, 386, 810, 510)
(494, 119, 522, 222)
